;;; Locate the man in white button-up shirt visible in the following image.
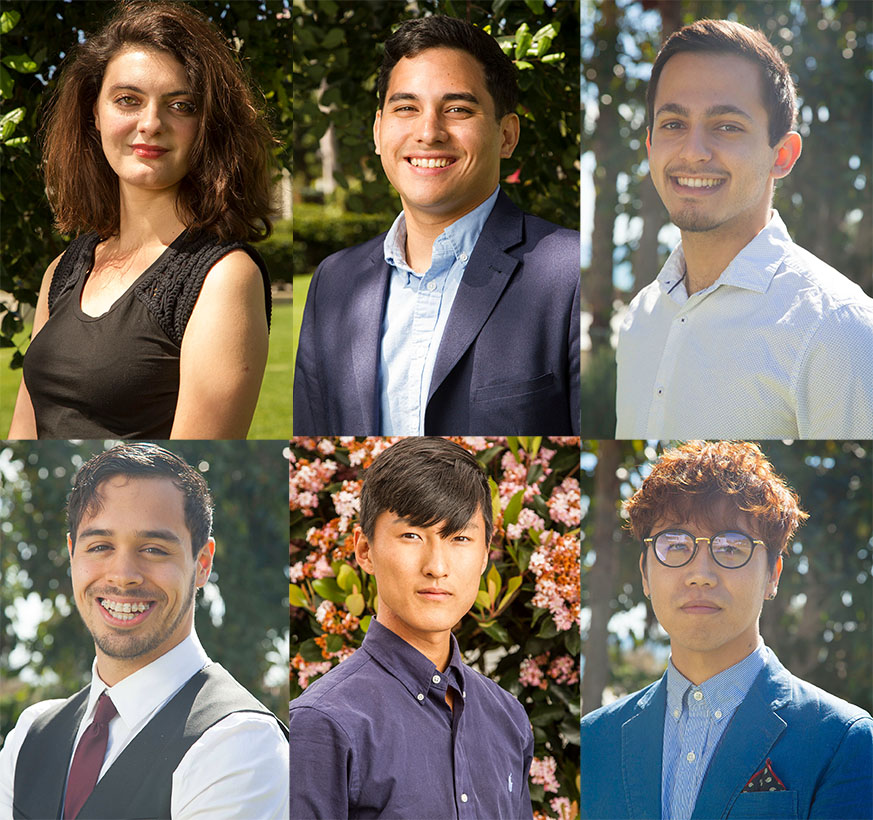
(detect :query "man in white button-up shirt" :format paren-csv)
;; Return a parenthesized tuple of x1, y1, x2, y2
(616, 19, 873, 438)
(0, 443, 289, 819)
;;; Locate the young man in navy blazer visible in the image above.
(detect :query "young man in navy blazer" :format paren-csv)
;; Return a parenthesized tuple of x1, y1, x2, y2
(294, 16, 580, 436)
(580, 440, 872, 820)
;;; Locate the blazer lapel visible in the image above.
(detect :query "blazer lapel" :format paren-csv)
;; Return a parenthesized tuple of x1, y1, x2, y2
(621, 674, 667, 820)
(427, 191, 522, 401)
(691, 656, 792, 820)
(349, 248, 390, 431)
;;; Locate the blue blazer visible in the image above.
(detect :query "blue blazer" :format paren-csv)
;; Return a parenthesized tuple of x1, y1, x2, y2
(293, 190, 581, 435)
(580, 651, 873, 819)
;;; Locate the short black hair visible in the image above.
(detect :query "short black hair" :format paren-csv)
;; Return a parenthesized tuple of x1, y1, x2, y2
(377, 16, 519, 120)
(67, 443, 213, 556)
(647, 19, 797, 147)
(359, 437, 493, 545)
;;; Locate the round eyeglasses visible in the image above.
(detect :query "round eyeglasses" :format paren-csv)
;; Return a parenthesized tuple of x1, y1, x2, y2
(643, 529, 766, 569)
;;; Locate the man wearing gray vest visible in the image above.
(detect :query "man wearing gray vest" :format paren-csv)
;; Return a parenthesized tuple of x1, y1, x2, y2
(0, 443, 289, 819)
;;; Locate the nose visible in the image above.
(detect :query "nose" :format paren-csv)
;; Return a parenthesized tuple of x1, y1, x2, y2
(105, 549, 144, 588)
(421, 540, 449, 579)
(678, 122, 712, 163)
(137, 101, 164, 137)
(415, 107, 448, 144)
(684, 539, 719, 587)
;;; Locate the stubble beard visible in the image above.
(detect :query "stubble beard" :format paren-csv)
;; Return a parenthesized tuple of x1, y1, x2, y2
(87, 572, 197, 660)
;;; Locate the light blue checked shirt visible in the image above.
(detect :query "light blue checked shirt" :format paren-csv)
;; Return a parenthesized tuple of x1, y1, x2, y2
(661, 642, 768, 820)
(378, 187, 499, 435)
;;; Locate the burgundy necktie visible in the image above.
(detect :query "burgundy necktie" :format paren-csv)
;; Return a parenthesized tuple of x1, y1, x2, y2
(63, 691, 117, 819)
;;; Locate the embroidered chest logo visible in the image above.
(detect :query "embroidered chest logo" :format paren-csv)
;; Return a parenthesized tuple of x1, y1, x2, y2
(508, 773, 513, 793)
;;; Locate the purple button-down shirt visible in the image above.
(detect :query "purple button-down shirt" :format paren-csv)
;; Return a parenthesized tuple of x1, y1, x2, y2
(290, 619, 534, 819)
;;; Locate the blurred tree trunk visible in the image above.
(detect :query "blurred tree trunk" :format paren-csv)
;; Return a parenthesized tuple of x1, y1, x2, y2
(581, 439, 621, 715)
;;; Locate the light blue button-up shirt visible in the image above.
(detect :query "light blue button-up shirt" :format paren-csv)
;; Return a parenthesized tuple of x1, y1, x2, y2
(378, 187, 499, 434)
(661, 642, 768, 820)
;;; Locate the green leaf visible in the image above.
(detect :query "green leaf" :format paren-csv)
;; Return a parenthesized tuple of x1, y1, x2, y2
(336, 562, 359, 592)
(0, 10, 20, 35)
(516, 61, 534, 71)
(506, 436, 520, 462)
(531, 23, 557, 43)
(321, 28, 344, 50)
(345, 591, 365, 616)
(486, 563, 501, 604)
(497, 575, 523, 610)
(289, 583, 309, 608)
(479, 620, 510, 644)
(0, 66, 12, 99)
(564, 626, 581, 655)
(489, 477, 501, 526)
(524, 0, 545, 14)
(514, 23, 532, 62)
(475, 589, 491, 608)
(541, 52, 566, 64)
(360, 614, 372, 633)
(537, 617, 559, 639)
(311, 577, 346, 605)
(298, 638, 324, 662)
(2, 54, 38, 74)
(528, 436, 542, 460)
(324, 634, 343, 653)
(503, 489, 525, 528)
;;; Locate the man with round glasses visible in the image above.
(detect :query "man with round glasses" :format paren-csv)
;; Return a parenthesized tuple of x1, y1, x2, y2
(580, 440, 872, 820)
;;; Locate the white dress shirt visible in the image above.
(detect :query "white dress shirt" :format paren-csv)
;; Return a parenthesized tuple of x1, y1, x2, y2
(616, 210, 873, 438)
(0, 630, 288, 819)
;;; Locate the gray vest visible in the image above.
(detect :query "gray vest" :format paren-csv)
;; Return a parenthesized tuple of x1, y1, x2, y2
(12, 663, 288, 819)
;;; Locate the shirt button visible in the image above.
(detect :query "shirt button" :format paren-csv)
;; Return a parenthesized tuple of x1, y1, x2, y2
(461, 794, 468, 803)
(426, 281, 437, 292)
(693, 691, 703, 701)
(432, 674, 441, 684)
(687, 751, 696, 763)
(462, 690, 466, 698)
(673, 708, 680, 719)
(459, 252, 468, 262)
(416, 693, 424, 701)
(715, 710, 723, 719)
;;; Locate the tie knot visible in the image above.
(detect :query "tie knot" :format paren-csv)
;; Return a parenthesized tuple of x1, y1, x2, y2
(94, 692, 117, 726)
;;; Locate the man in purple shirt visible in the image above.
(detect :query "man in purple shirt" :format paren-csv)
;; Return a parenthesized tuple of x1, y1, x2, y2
(290, 437, 534, 819)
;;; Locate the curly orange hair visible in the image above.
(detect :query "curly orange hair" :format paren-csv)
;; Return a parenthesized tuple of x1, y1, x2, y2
(625, 441, 807, 568)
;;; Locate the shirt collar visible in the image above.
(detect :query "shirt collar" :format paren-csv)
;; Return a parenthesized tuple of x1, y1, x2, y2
(666, 640, 768, 722)
(361, 618, 466, 703)
(657, 210, 793, 302)
(86, 630, 209, 730)
(382, 185, 500, 275)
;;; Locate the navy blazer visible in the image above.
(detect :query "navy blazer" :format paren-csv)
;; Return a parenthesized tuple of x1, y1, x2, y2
(293, 190, 581, 435)
(580, 650, 873, 820)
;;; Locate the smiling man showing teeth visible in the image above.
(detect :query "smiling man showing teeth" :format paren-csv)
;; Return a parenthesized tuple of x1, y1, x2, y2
(616, 19, 873, 439)
(580, 440, 873, 820)
(294, 15, 580, 436)
(290, 437, 534, 819)
(0, 443, 288, 820)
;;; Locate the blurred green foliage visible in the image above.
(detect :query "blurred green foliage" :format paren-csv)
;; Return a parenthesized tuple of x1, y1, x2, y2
(290, 436, 581, 818)
(1, 440, 291, 745)
(292, 0, 581, 279)
(581, 439, 873, 715)
(0, 1, 291, 365)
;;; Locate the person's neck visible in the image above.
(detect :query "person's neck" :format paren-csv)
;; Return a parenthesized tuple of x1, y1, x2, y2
(680, 208, 772, 295)
(401, 193, 492, 275)
(376, 615, 453, 672)
(115, 183, 188, 252)
(670, 635, 762, 686)
(93, 627, 192, 687)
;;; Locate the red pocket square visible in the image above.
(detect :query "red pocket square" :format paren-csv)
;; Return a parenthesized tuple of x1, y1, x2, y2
(742, 758, 787, 793)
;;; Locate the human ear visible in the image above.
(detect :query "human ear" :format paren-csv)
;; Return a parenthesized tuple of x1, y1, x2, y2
(645, 128, 652, 157)
(67, 533, 74, 559)
(195, 538, 215, 588)
(499, 112, 520, 159)
(766, 554, 783, 598)
(373, 110, 382, 156)
(354, 528, 375, 575)
(93, 102, 101, 133)
(771, 131, 801, 179)
(639, 552, 650, 598)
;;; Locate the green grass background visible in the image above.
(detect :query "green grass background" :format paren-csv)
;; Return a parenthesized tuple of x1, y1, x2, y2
(1, 301, 293, 439)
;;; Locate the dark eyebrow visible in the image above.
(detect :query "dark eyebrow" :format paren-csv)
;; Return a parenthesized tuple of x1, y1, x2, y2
(77, 527, 182, 544)
(386, 91, 481, 106)
(655, 101, 753, 121)
(108, 84, 192, 98)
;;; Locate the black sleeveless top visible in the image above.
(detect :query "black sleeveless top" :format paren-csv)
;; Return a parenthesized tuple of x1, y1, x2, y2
(22, 230, 271, 439)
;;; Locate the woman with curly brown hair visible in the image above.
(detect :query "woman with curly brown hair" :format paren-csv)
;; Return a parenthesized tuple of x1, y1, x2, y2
(9, 1, 276, 439)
